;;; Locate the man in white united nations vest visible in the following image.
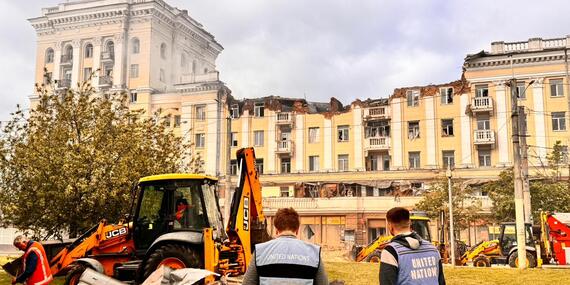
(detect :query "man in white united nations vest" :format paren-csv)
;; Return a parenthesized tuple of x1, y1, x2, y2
(243, 207, 328, 285)
(380, 207, 445, 285)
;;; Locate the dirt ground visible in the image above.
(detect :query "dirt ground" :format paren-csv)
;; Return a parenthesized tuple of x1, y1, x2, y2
(3, 253, 570, 285)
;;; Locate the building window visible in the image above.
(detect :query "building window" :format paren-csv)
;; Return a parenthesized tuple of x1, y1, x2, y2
(196, 105, 206, 121)
(478, 148, 491, 167)
(160, 43, 167, 59)
(43, 72, 52, 85)
(130, 92, 137, 103)
(552, 112, 566, 131)
(338, 154, 349, 171)
(85, 44, 93, 58)
(561, 146, 569, 164)
(231, 132, 238, 147)
(550, 79, 564, 97)
(255, 158, 264, 174)
(442, 150, 455, 169)
(254, 102, 264, 117)
(204, 68, 209, 74)
(365, 120, 390, 138)
(337, 125, 349, 142)
(281, 157, 291, 174)
(408, 121, 420, 139)
(408, 152, 420, 169)
(83, 67, 92, 82)
(45, 48, 54, 63)
(132, 38, 140, 54)
(230, 104, 239, 119)
(230, 159, 237, 175)
(309, 156, 319, 172)
(308, 127, 320, 143)
(159, 69, 165, 82)
(195, 133, 205, 148)
(476, 84, 489, 97)
(280, 187, 289, 197)
(477, 118, 490, 130)
(516, 82, 526, 99)
(254, 131, 264, 146)
(164, 117, 171, 127)
(440, 87, 453, 104)
(441, 119, 454, 136)
(130, 64, 139, 78)
(174, 115, 181, 127)
(407, 90, 420, 107)
(368, 227, 387, 243)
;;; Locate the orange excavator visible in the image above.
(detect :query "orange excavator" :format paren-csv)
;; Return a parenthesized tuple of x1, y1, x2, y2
(6, 147, 270, 284)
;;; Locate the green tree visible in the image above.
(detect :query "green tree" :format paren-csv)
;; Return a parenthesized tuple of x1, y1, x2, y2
(0, 79, 201, 239)
(415, 179, 482, 233)
(485, 169, 570, 223)
(547, 140, 568, 180)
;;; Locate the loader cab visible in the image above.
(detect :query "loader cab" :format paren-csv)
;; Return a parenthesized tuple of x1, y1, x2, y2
(411, 215, 431, 242)
(498, 222, 533, 256)
(132, 174, 224, 254)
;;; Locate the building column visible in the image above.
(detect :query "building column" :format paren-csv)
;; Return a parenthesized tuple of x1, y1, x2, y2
(52, 41, 63, 82)
(241, 110, 250, 147)
(391, 98, 403, 169)
(352, 107, 364, 171)
(92, 37, 102, 87)
(266, 112, 276, 174)
(323, 118, 333, 170)
(295, 114, 305, 172)
(425, 96, 437, 168)
(206, 102, 218, 175)
(460, 93, 473, 167)
(495, 81, 510, 166)
(71, 40, 81, 88)
(113, 34, 125, 89)
(532, 78, 548, 161)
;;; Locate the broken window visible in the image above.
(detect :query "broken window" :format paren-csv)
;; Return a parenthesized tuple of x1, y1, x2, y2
(440, 87, 453, 104)
(408, 121, 420, 139)
(308, 127, 320, 143)
(441, 119, 454, 136)
(254, 102, 264, 117)
(442, 150, 455, 169)
(337, 125, 349, 142)
(230, 104, 240, 119)
(475, 84, 489, 97)
(408, 152, 420, 169)
(407, 90, 420, 107)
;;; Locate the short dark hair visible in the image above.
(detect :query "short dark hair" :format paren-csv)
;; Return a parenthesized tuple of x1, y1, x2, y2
(386, 207, 411, 229)
(274, 207, 300, 232)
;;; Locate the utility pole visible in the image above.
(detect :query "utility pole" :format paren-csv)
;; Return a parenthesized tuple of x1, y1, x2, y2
(446, 166, 456, 267)
(519, 106, 531, 224)
(224, 117, 232, 227)
(510, 78, 528, 268)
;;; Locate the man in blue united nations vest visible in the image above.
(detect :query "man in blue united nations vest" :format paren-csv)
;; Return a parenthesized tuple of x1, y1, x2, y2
(243, 207, 328, 285)
(380, 207, 445, 285)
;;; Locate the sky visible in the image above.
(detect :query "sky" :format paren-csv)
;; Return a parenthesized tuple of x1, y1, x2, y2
(1, 0, 570, 121)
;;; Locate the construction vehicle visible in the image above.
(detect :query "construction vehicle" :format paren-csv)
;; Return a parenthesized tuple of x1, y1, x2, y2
(351, 214, 432, 262)
(30, 147, 269, 284)
(459, 211, 570, 267)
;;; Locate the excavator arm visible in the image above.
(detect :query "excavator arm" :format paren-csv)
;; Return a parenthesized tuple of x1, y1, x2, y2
(226, 148, 271, 269)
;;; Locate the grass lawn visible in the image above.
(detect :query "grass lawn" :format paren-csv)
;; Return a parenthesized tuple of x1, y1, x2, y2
(3, 255, 570, 284)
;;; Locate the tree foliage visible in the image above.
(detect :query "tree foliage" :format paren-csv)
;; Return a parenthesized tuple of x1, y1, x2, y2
(415, 179, 482, 232)
(0, 80, 201, 239)
(485, 169, 570, 223)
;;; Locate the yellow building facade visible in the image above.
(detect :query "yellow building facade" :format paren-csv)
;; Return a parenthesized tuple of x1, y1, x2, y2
(28, 1, 569, 250)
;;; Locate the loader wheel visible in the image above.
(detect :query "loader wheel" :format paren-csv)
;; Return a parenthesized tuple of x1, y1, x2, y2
(143, 244, 201, 281)
(366, 251, 382, 263)
(508, 251, 537, 268)
(64, 264, 87, 285)
(472, 255, 491, 267)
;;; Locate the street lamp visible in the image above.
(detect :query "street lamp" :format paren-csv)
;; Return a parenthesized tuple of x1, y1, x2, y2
(446, 166, 456, 267)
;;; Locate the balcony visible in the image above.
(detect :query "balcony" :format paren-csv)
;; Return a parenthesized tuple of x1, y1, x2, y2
(276, 112, 292, 124)
(98, 76, 112, 87)
(60, 54, 73, 66)
(276, 140, 292, 153)
(473, 130, 495, 145)
(470, 97, 493, 113)
(101, 51, 114, 62)
(364, 107, 390, 120)
(364, 136, 390, 150)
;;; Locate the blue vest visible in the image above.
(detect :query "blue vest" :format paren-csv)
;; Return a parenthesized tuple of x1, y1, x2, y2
(255, 236, 321, 285)
(389, 239, 441, 285)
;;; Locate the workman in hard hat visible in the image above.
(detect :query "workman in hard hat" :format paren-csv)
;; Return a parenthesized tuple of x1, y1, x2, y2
(12, 235, 53, 285)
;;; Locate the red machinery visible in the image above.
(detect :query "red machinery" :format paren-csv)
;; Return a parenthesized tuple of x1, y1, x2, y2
(540, 212, 570, 265)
